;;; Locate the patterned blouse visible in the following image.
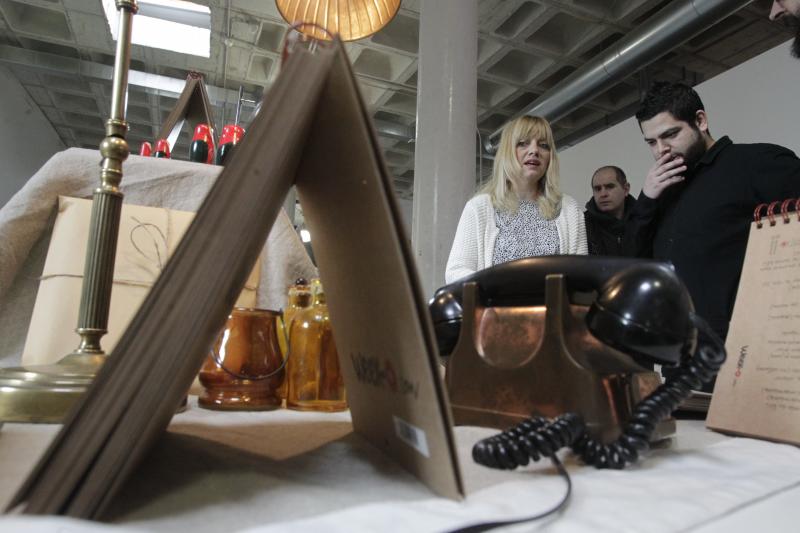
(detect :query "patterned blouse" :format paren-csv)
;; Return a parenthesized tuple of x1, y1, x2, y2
(492, 200, 560, 265)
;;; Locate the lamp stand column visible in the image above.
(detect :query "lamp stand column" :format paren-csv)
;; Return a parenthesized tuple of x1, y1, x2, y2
(0, 0, 138, 423)
(68, 0, 136, 362)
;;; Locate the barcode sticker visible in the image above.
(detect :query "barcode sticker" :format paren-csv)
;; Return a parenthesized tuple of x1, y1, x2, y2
(393, 415, 430, 458)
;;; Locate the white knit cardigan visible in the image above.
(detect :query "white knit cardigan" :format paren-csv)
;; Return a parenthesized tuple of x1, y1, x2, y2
(445, 193, 588, 283)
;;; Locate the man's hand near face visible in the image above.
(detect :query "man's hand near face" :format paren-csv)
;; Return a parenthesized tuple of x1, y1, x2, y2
(643, 153, 687, 199)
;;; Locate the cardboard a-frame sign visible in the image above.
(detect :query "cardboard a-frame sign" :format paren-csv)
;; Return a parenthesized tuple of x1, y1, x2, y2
(9, 40, 462, 519)
(157, 72, 217, 150)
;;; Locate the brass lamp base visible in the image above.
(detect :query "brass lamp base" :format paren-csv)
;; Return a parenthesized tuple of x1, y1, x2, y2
(0, 353, 104, 423)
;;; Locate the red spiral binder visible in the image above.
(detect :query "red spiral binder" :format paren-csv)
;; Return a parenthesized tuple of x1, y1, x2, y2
(766, 201, 780, 226)
(781, 198, 793, 224)
(754, 198, 798, 229)
(754, 203, 767, 228)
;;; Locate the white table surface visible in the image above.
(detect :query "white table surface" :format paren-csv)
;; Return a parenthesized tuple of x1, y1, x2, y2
(1, 398, 799, 533)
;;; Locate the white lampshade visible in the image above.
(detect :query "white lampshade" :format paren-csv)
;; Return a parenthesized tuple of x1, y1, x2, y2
(275, 0, 401, 41)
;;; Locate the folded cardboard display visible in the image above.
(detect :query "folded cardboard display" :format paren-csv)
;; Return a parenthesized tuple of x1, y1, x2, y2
(9, 40, 461, 519)
(157, 73, 216, 151)
(707, 201, 800, 445)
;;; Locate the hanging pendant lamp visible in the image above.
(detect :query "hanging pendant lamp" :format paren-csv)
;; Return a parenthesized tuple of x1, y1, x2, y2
(275, 0, 401, 41)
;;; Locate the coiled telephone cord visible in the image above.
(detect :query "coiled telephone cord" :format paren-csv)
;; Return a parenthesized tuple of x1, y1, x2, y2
(473, 313, 727, 471)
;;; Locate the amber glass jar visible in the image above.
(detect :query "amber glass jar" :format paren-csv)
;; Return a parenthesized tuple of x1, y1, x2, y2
(198, 308, 285, 410)
(285, 282, 347, 412)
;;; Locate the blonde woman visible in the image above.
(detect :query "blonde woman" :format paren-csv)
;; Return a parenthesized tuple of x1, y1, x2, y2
(445, 115, 587, 283)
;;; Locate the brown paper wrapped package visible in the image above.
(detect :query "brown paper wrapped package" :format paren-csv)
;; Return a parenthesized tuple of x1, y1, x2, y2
(0, 148, 317, 369)
(21, 196, 259, 365)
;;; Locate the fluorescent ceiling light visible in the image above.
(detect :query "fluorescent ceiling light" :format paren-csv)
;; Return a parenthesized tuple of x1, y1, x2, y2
(103, 0, 211, 58)
(300, 229, 311, 243)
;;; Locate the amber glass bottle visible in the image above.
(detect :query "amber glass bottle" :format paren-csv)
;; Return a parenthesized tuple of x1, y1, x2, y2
(278, 278, 312, 400)
(285, 278, 312, 332)
(286, 281, 347, 412)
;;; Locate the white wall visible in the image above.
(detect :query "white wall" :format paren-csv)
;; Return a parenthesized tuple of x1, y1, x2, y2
(559, 40, 800, 205)
(0, 66, 65, 208)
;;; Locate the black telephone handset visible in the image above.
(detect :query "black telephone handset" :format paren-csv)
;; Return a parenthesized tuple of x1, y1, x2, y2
(429, 256, 727, 470)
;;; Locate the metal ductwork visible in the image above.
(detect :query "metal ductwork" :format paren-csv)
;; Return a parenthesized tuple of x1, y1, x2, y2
(487, 0, 755, 152)
(373, 118, 415, 142)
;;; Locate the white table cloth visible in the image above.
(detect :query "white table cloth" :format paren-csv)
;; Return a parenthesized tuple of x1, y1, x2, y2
(1, 399, 798, 533)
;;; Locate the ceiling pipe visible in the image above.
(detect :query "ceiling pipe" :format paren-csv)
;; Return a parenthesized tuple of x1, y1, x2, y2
(373, 118, 414, 142)
(486, 0, 754, 152)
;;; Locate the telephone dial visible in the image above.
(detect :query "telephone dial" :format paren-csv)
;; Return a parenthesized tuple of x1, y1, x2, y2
(429, 256, 726, 470)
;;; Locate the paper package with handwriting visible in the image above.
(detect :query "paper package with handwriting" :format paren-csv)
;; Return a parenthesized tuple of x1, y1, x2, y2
(707, 210, 800, 445)
(21, 196, 259, 365)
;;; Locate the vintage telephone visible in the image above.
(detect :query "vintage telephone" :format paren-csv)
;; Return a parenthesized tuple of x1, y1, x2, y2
(429, 256, 726, 470)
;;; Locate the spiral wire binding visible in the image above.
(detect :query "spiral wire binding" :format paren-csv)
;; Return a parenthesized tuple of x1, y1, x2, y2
(780, 198, 793, 223)
(280, 21, 334, 67)
(753, 198, 797, 228)
(248, 22, 336, 120)
(766, 200, 781, 226)
(754, 202, 767, 228)
(472, 312, 726, 470)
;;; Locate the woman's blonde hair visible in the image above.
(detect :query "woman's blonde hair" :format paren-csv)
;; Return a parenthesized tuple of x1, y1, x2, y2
(480, 115, 562, 220)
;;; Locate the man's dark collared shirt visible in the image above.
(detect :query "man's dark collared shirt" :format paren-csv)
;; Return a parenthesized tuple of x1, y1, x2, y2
(627, 136, 800, 339)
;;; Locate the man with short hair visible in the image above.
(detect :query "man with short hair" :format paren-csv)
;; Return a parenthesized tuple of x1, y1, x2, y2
(584, 165, 635, 256)
(770, 0, 800, 58)
(627, 81, 800, 343)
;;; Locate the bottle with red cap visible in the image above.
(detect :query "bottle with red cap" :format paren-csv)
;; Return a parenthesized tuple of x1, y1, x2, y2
(153, 139, 171, 159)
(189, 123, 215, 164)
(139, 142, 152, 157)
(216, 124, 245, 166)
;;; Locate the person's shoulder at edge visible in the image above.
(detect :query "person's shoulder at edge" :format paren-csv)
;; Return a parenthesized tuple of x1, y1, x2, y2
(445, 193, 491, 285)
(559, 193, 582, 214)
(459, 192, 495, 219)
(725, 139, 799, 160)
(723, 140, 800, 187)
(465, 192, 493, 208)
(561, 193, 579, 205)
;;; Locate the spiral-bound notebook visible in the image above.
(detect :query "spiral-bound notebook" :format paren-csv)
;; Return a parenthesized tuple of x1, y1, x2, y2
(707, 199, 800, 445)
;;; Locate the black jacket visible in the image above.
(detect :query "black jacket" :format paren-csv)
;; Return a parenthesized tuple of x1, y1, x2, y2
(584, 195, 636, 256)
(626, 136, 800, 340)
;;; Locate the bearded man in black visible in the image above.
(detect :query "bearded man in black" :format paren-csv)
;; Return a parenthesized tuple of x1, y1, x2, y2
(627, 82, 800, 345)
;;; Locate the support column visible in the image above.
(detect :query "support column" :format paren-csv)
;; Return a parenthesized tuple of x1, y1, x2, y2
(411, 0, 478, 296)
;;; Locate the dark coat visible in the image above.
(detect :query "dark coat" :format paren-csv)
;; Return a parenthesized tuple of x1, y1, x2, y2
(583, 195, 636, 257)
